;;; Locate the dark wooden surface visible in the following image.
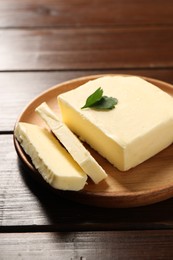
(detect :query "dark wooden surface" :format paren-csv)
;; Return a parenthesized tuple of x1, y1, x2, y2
(1, 0, 173, 259)
(1, 27, 173, 70)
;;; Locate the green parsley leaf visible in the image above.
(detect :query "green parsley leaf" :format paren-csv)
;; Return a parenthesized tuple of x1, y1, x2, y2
(81, 87, 118, 110)
(91, 96, 118, 110)
(81, 87, 103, 109)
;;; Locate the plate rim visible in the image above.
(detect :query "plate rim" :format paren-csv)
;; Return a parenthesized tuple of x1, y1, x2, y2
(13, 74, 173, 207)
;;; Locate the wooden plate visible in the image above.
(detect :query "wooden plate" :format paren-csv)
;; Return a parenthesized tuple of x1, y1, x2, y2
(14, 74, 173, 208)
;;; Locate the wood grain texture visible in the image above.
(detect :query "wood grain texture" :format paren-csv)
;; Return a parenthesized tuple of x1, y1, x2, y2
(2, 134, 173, 230)
(1, 0, 173, 257)
(1, 231, 173, 259)
(1, 27, 173, 70)
(14, 74, 173, 208)
(1, 0, 173, 28)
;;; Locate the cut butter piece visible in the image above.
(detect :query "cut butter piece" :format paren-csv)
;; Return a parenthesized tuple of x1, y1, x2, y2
(58, 75, 173, 171)
(35, 102, 107, 184)
(14, 122, 87, 191)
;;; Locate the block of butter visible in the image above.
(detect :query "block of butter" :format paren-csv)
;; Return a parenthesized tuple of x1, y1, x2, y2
(35, 102, 107, 184)
(15, 122, 87, 190)
(58, 75, 173, 171)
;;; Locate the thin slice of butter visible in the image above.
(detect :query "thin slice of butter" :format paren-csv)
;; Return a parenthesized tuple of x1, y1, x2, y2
(58, 75, 173, 171)
(14, 122, 87, 190)
(35, 102, 107, 184)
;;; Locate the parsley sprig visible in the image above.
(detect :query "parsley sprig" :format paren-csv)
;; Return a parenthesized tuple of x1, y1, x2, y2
(81, 87, 118, 110)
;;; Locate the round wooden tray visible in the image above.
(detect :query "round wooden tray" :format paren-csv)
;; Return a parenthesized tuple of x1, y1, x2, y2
(14, 74, 173, 208)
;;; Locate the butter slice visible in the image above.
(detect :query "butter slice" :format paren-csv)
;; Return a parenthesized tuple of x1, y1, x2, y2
(36, 102, 107, 184)
(15, 122, 87, 190)
(58, 75, 173, 171)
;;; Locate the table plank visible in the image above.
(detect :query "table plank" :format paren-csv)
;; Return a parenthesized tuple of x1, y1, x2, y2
(1, 27, 173, 70)
(1, 230, 173, 259)
(1, 69, 173, 132)
(1, 0, 173, 28)
(1, 0, 173, 258)
(1, 134, 173, 231)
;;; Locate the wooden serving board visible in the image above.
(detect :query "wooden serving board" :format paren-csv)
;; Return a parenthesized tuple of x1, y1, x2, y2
(14, 74, 173, 208)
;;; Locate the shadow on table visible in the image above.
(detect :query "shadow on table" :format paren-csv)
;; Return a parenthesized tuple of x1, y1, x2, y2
(18, 158, 173, 232)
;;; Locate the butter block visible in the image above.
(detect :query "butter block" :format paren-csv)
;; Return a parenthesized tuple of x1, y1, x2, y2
(58, 75, 173, 171)
(15, 122, 87, 190)
(35, 102, 107, 184)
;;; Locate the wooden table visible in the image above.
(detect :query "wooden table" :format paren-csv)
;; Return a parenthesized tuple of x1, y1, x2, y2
(1, 1, 173, 259)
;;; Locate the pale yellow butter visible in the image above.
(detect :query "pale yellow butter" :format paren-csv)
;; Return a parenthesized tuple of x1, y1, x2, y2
(58, 75, 173, 171)
(35, 102, 107, 184)
(15, 122, 87, 190)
